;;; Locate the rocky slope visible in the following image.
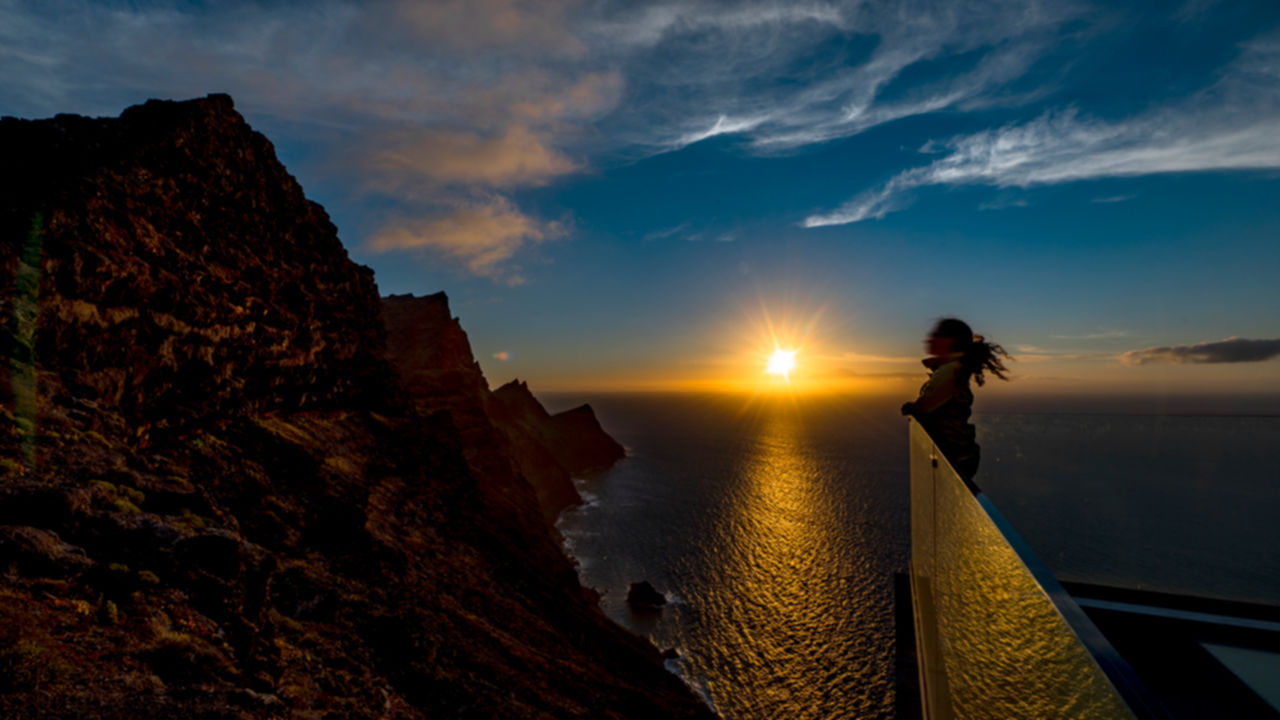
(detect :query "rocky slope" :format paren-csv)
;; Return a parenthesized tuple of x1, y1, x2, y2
(0, 95, 713, 719)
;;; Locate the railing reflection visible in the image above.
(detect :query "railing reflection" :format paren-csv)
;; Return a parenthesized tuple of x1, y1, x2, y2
(908, 418, 1161, 719)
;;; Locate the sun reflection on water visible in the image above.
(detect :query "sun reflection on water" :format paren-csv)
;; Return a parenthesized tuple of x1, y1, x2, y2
(669, 402, 888, 718)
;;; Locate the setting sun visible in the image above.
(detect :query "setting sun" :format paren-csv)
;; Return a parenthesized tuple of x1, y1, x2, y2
(766, 349, 797, 379)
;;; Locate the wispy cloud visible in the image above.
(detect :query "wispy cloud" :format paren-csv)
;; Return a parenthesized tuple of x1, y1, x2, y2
(805, 32, 1280, 226)
(1120, 337, 1280, 366)
(367, 198, 568, 286)
(642, 222, 692, 242)
(832, 351, 921, 364)
(978, 195, 1030, 211)
(1090, 194, 1135, 203)
(1013, 346, 1097, 362)
(1049, 330, 1131, 340)
(596, 0, 1088, 153)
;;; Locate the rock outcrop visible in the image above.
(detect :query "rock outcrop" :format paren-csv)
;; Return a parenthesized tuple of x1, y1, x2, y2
(627, 581, 668, 611)
(0, 95, 713, 719)
(382, 294, 625, 524)
(492, 379, 626, 476)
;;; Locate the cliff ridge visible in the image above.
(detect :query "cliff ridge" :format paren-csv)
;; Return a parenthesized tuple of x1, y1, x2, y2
(0, 95, 711, 719)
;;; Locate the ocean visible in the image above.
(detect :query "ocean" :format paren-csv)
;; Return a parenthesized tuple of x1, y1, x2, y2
(544, 393, 1280, 720)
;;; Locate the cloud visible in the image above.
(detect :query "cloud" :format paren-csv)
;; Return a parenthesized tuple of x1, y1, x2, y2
(0, 0, 617, 283)
(362, 124, 578, 193)
(5, 0, 1275, 282)
(593, 0, 1087, 153)
(1120, 337, 1280, 366)
(367, 198, 567, 285)
(833, 369, 924, 381)
(642, 222, 691, 242)
(1012, 346, 1095, 362)
(391, 0, 585, 56)
(832, 351, 921, 364)
(978, 195, 1030, 211)
(1049, 330, 1130, 340)
(1090, 194, 1135, 204)
(805, 32, 1280, 226)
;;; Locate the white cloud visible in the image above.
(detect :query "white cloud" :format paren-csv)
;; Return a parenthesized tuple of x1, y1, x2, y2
(595, 0, 1087, 153)
(805, 32, 1280, 226)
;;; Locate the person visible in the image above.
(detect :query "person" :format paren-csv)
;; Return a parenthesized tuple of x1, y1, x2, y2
(901, 318, 1010, 482)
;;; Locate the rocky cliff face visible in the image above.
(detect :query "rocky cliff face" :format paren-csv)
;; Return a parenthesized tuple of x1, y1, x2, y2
(380, 293, 622, 524)
(0, 95, 713, 719)
(489, 379, 626, 520)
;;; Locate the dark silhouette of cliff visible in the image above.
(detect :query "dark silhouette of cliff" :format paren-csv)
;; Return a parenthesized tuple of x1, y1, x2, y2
(379, 296, 623, 525)
(0, 95, 713, 719)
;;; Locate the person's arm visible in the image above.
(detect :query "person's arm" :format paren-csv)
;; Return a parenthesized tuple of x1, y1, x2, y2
(901, 363, 956, 417)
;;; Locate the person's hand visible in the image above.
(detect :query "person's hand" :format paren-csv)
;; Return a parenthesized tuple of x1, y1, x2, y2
(900, 402, 915, 416)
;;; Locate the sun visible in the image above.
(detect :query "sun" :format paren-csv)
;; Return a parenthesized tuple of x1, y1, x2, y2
(766, 349, 797, 379)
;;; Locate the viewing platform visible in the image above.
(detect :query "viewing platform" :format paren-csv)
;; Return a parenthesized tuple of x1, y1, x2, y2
(903, 419, 1280, 719)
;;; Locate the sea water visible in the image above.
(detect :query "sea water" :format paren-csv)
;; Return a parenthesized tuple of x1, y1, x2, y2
(547, 393, 1280, 720)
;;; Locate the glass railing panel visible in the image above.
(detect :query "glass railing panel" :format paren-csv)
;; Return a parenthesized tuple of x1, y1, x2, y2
(909, 419, 1140, 719)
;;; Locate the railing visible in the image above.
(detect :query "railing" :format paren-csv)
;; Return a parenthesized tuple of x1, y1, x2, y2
(908, 419, 1164, 719)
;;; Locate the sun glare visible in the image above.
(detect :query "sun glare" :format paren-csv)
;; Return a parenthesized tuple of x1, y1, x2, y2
(766, 349, 797, 379)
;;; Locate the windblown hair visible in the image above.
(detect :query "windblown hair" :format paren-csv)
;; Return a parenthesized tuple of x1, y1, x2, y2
(932, 318, 1011, 386)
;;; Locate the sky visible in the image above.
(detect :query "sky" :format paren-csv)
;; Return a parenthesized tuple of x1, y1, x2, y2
(3, 0, 1279, 397)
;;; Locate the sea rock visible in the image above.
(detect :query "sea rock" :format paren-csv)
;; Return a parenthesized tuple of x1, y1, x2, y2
(628, 581, 668, 610)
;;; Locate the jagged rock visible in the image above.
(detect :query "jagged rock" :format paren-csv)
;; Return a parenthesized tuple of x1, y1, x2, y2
(0, 525, 93, 577)
(628, 581, 667, 610)
(0, 95, 713, 719)
(382, 297, 630, 525)
(548, 402, 627, 472)
(493, 380, 626, 475)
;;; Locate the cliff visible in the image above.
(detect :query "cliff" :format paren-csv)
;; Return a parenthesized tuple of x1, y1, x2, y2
(490, 379, 625, 512)
(379, 294, 621, 524)
(0, 95, 713, 719)
(380, 294, 590, 525)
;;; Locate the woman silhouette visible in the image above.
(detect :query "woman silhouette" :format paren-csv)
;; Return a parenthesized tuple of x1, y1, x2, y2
(901, 318, 1010, 482)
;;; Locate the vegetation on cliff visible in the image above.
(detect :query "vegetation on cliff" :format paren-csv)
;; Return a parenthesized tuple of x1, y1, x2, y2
(0, 95, 713, 719)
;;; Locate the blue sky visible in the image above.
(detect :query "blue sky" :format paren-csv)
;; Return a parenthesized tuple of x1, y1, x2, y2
(3, 0, 1279, 394)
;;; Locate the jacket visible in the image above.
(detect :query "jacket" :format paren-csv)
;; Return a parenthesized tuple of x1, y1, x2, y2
(910, 352, 979, 466)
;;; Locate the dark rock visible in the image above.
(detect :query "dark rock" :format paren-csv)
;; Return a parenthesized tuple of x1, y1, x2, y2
(548, 403, 627, 473)
(0, 525, 93, 577)
(140, 632, 238, 686)
(493, 380, 627, 476)
(383, 297, 628, 525)
(628, 581, 667, 610)
(173, 530, 243, 581)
